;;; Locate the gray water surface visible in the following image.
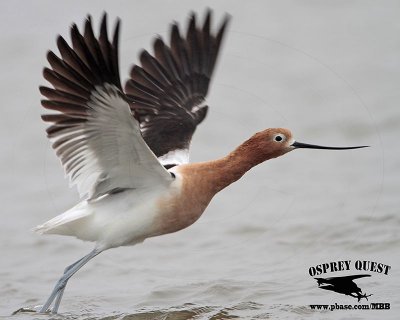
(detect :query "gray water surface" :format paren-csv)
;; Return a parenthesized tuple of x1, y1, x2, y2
(1, 1, 399, 319)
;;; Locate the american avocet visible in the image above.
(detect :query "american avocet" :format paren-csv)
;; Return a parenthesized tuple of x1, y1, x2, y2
(35, 11, 367, 313)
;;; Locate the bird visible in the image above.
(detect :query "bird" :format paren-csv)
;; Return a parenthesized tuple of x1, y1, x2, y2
(315, 275, 373, 302)
(34, 11, 368, 314)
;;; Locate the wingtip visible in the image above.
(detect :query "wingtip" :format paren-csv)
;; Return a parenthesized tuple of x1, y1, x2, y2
(222, 12, 232, 24)
(170, 22, 181, 39)
(56, 34, 69, 51)
(38, 86, 49, 96)
(42, 67, 52, 79)
(114, 17, 122, 30)
(203, 8, 212, 28)
(188, 11, 197, 21)
(202, 9, 231, 31)
(139, 49, 151, 59)
(187, 11, 197, 32)
(45, 50, 56, 63)
(218, 13, 232, 34)
(70, 22, 79, 31)
(112, 16, 121, 49)
(32, 224, 45, 235)
(56, 34, 64, 44)
(84, 15, 94, 34)
(153, 35, 165, 49)
(101, 11, 108, 23)
(204, 7, 212, 15)
(100, 12, 108, 37)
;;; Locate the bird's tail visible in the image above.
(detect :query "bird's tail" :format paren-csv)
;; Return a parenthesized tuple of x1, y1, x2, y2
(33, 201, 91, 236)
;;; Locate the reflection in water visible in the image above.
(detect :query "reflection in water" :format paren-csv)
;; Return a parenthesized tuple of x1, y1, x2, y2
(12, 302, 325, 319)
(13, 302, 272, 319)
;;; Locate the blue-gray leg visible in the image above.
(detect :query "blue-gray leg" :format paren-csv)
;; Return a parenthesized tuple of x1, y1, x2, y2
(39, 248, 102, 314)
(51, 256, 86, 313)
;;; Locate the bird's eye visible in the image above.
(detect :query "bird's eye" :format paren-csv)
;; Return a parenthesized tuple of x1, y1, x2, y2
(274, 134, 285, 142)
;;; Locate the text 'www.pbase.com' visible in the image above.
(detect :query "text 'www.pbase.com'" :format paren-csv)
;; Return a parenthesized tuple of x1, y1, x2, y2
(310, 303, 390, 311)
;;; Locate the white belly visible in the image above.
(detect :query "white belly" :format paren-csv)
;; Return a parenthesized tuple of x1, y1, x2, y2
(34, 168, 208, 250)
(35, 186, 171, 250)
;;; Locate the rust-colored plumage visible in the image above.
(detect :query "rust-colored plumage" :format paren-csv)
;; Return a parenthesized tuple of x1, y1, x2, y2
(154, 128, 294, 236)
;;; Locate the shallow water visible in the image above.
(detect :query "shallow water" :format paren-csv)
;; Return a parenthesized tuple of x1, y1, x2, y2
(1, 1, 399, 319)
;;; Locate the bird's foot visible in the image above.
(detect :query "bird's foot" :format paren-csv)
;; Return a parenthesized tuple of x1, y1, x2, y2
(12, 305, 47, 315)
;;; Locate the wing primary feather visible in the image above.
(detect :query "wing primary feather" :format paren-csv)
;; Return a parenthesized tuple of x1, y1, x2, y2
(111, 18, 122, 88)
(125, 80, 160, 104)
(154, 37, 181, 81)
(170, 23, 190, 79)
(43, 68, 90, 98)
(130, 64, 165, 91)
(56, 36, 97, 84)
(41, 99, 88, 115)
(83, 16, 100, 66)
(41, 14, 172, 199)
(46, 51, 93, 90)
(40, 86, 88, 105)
(210, 13, 230, 75)
(187, 13, 201, 75)
(202, 10, 211, 73)
(140, 50, 172, 86)
(125, 10, 229, 163)
(125, 79, 159, 99)
(99, 13, 112, 73)
(70, 24, 93, 69)
(41, 113, 85, 123)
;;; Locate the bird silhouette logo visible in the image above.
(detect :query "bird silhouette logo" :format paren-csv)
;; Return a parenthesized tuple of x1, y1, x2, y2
(315, 274, 373, 302)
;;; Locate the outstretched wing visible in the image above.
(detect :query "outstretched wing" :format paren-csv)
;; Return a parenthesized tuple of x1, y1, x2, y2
(41, 14, 172, 200)
(125, 10, 230, 168)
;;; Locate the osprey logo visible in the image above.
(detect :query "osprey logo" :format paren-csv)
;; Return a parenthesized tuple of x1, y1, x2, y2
(315, 274, 372, 302)
(309, 260, 391, 302)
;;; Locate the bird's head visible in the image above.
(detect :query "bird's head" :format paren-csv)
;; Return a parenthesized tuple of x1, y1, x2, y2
(252, 128, 368, 160)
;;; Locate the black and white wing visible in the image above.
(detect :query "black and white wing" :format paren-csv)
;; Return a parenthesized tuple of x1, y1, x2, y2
(125, 10, 230, 168)
(40, 14, 172, 200)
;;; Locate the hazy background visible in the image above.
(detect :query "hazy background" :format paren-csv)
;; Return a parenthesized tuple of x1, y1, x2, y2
(0, 0, 399, 319)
